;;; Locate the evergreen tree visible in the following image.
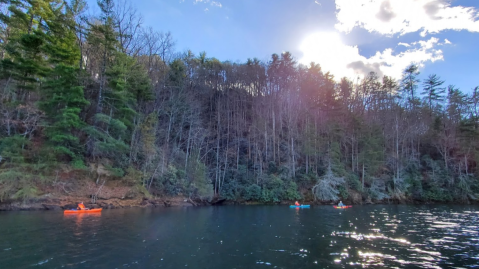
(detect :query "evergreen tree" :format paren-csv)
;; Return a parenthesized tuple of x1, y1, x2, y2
(39, 1, 88, 163)
(87, 0, 118, 116)
(400, 64, 420, 108)
(422, 74, 445, 112)
(85, 26, 151, 168)
(0, 0, 52, 100)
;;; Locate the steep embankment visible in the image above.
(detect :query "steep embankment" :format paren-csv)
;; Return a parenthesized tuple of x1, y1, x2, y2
(0, 165, 194, 211)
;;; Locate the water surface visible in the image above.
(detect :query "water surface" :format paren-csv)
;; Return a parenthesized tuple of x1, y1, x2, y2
(1, 205, 478, 268)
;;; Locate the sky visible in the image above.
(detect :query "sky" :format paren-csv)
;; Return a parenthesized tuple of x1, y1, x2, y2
(86, 0, 479, 93)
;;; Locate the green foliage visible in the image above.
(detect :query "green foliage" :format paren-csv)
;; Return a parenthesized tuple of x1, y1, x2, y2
(283, 180, 301, 200)
(84, 114, 130, 163)
(260, 175, 283, 203)
(71, 158, 88, 170)
(154, 165, 183, 196)
(422, 74, 445, 112)
(0, 136, 45, 202)
(405, 175, 422, 199)
(104, 165, 125, 178)
(260, 175, 300, 203)
(0, 0, 478, 206)
(12, 184, 38, 201)
(296, 172, 318, 190)
(220, 165, 254, 200)
(140, 113, 158, 160)
(85, 53, 151, 170)
(41, 64, 88, 161)
(338, 185, 349, 200)
(329, 141, 345, 175)
(185, 160, 213, 200)
(106, 52, 151, 112)
(169, 59, 187, 88)
(243, 184, 261, 201)
(346, 174, 362, 191)
(0, 170, 38, 202)
(423, 184, 452, 202)
(455, 174, 476, 201)
(122, 166, 145, 186)
(358, 125, 384, 177)
(0, 135, 29, 163)
(401, 64, 420, 101)
(220, 179, 240, 200)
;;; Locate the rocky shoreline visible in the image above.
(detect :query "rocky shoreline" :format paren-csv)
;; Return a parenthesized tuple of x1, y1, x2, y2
(1, 195, 475, 211)
(0, 196, 198, 211)
(1, 178, 476, 211)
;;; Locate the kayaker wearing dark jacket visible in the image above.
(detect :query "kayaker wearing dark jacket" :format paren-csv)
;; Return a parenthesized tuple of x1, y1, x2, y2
(295, 201, 300, 206)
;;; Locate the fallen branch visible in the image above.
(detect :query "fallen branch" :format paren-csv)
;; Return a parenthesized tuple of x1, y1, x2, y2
(188, 197, 197, 206)
(62, 183, 70, 195)
(91, 180, 106, 204)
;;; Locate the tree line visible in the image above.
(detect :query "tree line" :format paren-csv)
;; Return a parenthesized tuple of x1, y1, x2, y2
(0, 0, 478, 203)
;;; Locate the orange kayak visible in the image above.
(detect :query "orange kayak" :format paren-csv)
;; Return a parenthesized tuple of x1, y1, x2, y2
(333, 205, 352, 209)
(64, 208, 102, 214)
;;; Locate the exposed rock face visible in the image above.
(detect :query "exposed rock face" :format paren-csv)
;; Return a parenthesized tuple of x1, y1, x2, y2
(63, 204, 78, 210)
(42, 204, 62, 210)
(0, 202, 44, 211)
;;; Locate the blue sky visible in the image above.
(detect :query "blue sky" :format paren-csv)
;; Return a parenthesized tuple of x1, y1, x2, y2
(86, 0, 479, 93)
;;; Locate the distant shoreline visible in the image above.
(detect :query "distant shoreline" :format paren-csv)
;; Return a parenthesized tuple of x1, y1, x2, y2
(1, 195, 477, 211)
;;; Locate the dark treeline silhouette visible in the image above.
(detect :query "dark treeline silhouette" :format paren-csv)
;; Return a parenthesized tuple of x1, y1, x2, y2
(0, 0, 478, 203)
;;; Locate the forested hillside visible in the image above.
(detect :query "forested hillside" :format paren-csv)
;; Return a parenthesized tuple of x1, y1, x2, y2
(0, 0, 478, 204)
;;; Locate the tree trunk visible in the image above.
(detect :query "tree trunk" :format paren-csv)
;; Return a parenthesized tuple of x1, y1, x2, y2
(362, 163, 365, 190)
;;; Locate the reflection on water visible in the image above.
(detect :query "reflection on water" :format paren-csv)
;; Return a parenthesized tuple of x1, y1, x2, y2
(63, 212, 102, 237)
(330, 206, 479, 268)
(0, 205, 478, 268)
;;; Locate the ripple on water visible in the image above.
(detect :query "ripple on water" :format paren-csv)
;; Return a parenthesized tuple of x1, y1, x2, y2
(2, 206, 479, 268)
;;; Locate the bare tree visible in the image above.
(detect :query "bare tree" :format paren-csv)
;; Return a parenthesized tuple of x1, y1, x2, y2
(113, 0, 143, 56)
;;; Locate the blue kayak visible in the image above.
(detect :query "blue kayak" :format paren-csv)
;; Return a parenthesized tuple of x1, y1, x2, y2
(290, 205, 310, 208)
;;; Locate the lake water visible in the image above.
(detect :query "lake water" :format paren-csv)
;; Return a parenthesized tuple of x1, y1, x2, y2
(1, 205, 478, 268)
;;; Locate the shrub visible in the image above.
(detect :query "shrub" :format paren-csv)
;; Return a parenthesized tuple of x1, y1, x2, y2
(243, 184, 261, 201)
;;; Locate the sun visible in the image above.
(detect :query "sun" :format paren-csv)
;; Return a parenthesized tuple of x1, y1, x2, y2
(299, 32, 343, 66)
(299, 32, 362, 79)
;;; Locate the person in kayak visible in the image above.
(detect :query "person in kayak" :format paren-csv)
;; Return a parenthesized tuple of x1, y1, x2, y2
(77, 202, 89, 210)
(295, 201, 300, 206)
(338, 201, 344, 207)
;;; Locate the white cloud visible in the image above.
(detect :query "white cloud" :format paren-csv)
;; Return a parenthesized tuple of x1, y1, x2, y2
(193, 0, 222, 8)
(211, 1, 222, 8)
(314, 0, 321, 6)
(204, 8, 209, 12)
(335, 0, 479, 36)
(444, 38, 452, 44)
(299, 33, 444, 81)
(398, 42, 410, 47)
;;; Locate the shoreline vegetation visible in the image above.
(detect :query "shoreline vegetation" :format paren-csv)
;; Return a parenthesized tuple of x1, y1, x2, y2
(0, 175, 477, 211)
(1, 195, 478, 212)
(0, 0, 478, 210)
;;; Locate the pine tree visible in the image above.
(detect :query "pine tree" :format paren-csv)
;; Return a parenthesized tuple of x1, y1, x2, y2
(422, 74, 445, 112)
(401, 64, 420, 108)
(39, 1, 88, 163)
(0, 0, 52, 100)
(84, 0, 151, 168)
(84, 0, 118, 116)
